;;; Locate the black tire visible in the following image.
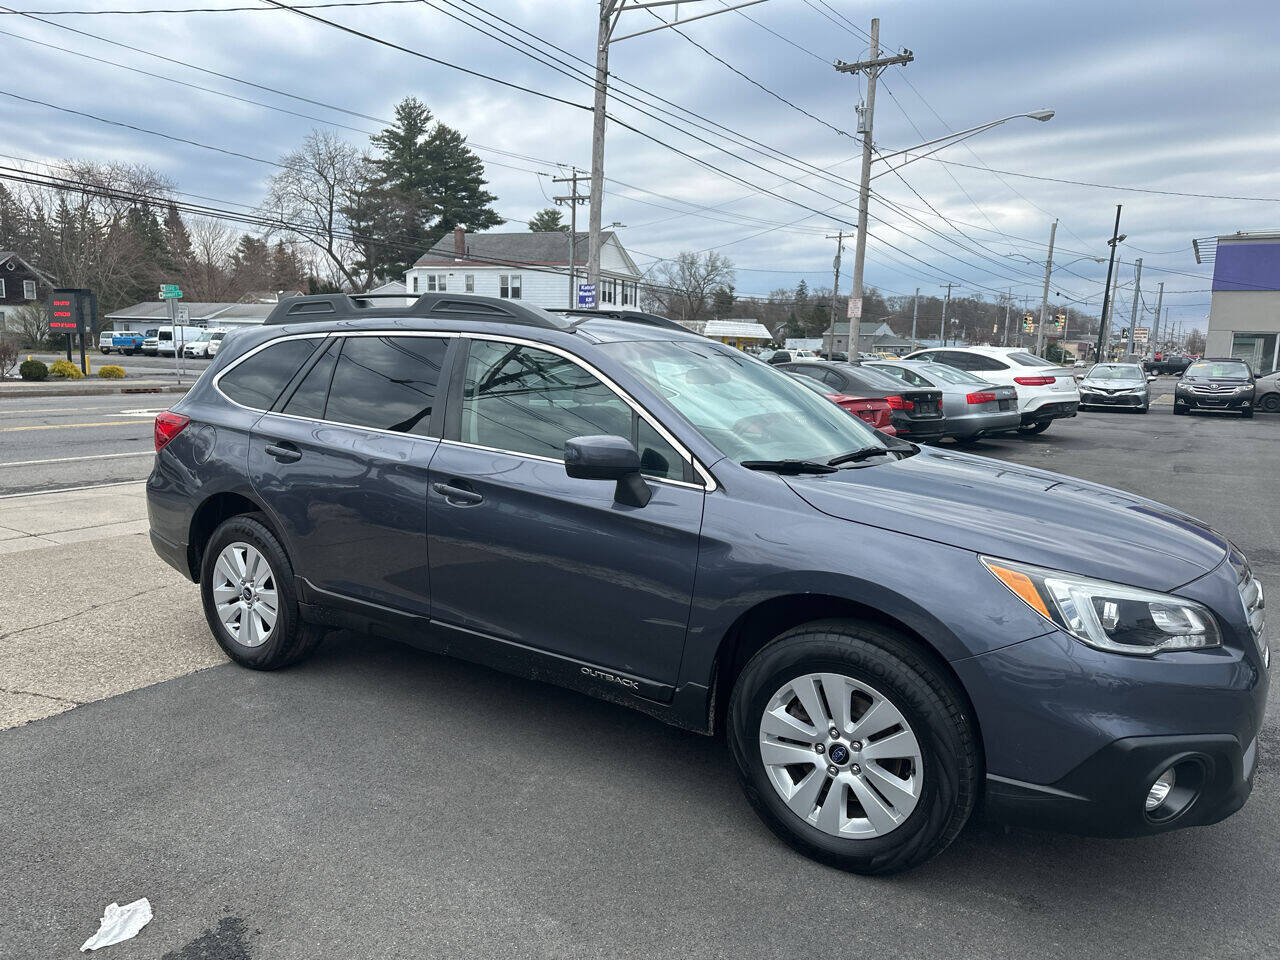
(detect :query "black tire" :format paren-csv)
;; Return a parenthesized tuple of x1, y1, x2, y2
(1017, 420, 1050, 435)
(727, 619, 979, 876)
(1242, 407, 1254, 419)
(1261, 394, 1280, 413)
(1138, 405, 1149, 414)
(1173, 404, 1187, 416)
(199, 513, 325, 670)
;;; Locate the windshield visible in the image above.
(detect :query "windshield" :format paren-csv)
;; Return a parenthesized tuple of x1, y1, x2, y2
(1187, 360, 1249, 378)
(1086, 364, 1143, 380)
(193, 332, 214, 342)
(1007, 351, 1049, 367)
(917, 363, 987, 385)
(602, 339, 883, 463)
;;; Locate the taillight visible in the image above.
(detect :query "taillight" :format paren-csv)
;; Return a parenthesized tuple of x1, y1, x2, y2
(154, 411, 190, 451)
(1014, 376, 1054, 386)
(966, 391, 996, 404)
(885, 395, 914, 410)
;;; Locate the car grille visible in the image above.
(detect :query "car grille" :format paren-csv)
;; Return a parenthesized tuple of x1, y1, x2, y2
(1190, 383, 1242, 395)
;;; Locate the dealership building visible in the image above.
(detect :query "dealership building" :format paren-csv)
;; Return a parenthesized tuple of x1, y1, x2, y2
(1196, 230, 1280, 374)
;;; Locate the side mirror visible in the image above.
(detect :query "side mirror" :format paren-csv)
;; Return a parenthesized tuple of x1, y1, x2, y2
(564, 435, 651, 507)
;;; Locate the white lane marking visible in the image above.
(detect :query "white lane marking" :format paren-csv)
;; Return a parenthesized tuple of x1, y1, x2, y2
(0, 479, 145, 500)
(112, 408, 167, 418)
(0, 451, 154, 468)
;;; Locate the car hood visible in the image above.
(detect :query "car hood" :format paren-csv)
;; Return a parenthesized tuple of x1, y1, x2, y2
(784, 447, 1228, 590)
(1081, 378, 1145, 388)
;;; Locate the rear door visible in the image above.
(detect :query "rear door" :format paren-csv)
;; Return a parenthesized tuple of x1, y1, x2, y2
(247, 332, 452, 618)
(426, 336, 705, 690)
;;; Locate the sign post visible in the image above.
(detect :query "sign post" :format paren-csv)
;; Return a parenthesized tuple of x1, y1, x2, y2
(159, 284, 184, 383)
(576, 282, 596, 309)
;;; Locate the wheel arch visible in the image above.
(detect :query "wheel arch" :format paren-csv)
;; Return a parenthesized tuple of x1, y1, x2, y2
(186, 489, 279, 581)
(707, 592, 983, 756)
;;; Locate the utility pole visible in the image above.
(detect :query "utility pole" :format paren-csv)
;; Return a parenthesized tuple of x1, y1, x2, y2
(1002, 290, 1012, 346)
(940, 283, 951, 345)
(910, 287, 919, 349)
(587, 1, 761, 305)
(553, 168, 588, 308)
(1125, 257, 1143, 357)
(834, 18, 913, 359)
(1035, 219, 1057, 357)
(825, 231, 844, 357)
(1149, 281, 1165, 354)
(1094, 204, 1124, 362)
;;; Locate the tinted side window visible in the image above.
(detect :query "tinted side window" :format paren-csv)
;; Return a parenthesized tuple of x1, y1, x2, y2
(219, 338, 321, 410)
(324, 336, 449, 436)
(280, 339, 338, 420)
(968, 354, 1011, 372)
(460, 340, 683, 480)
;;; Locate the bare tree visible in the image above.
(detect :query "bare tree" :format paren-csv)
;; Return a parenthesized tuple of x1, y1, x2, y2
(263, 130, 370, 291)
(185, 217, 236, 301)
(641, 251, 736, 323)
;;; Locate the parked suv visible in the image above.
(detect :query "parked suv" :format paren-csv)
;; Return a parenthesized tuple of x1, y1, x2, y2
(148, 293, 1268, 875)
(904, 346, 1079, 435)
(1174, 359, 1256, 417)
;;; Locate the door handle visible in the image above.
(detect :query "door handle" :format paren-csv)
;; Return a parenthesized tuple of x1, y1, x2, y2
(264, 441, 302, 464)
(432, 481, 484, 506)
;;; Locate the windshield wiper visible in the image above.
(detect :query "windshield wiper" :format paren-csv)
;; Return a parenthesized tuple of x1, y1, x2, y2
(741, 459, 839, 475)
(826, 442, 915, 466)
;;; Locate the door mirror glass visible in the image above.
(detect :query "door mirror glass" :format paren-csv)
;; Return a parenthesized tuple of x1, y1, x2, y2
(564, 435, 650, 507)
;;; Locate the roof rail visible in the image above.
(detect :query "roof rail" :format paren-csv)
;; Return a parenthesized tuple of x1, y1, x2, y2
(262, 292, 574, 330)
(547, 307, 690, 333)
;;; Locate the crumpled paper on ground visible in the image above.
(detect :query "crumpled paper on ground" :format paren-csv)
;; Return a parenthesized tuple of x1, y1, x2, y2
(80, 898, 153, 951)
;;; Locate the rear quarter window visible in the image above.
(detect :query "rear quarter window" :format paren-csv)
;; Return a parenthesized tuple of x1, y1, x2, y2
(218, 338, 322, 410)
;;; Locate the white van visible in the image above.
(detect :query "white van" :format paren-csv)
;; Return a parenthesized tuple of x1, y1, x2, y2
(144, 325, 204, 356)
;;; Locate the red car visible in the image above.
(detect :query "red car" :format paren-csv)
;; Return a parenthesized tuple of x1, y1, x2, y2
(790, 374, 897, 434)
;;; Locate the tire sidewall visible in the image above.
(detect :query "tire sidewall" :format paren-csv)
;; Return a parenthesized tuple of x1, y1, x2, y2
(728, 628, 969, 872)
(200, 515, 300, 668)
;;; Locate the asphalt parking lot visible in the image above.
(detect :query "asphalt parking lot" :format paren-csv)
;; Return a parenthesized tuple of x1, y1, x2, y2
(0, 380, 1276, 959)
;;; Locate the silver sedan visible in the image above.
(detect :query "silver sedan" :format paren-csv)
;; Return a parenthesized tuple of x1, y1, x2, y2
(866, 359, 1021, 442)
(1079, 362, 1151, 413)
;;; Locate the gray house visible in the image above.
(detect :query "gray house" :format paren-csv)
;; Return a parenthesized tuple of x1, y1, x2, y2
(821, 321, 912, 354)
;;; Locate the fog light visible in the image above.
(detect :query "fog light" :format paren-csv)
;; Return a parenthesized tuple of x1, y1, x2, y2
(1145, 768, 1176, 812)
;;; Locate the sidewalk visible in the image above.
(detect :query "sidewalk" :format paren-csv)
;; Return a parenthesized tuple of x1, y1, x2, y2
(0, 481, 224, 728)
(0, 378, 190, 398)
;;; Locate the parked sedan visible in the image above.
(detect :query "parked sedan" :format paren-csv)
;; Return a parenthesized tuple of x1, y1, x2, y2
(788, 372, 897, 435)
(1254, 370, 1280, 413)
(1174, 358, 1256, 418)
(866, 359, 1020, 442)
(781, 361, 946, 441)
(1078, 362, 1152, 413)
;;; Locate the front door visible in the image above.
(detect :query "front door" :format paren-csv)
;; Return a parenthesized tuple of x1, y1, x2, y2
(249, 333, 452, 617)
(427, 337, 705, 688)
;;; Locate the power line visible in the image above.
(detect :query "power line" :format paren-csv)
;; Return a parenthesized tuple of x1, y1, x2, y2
(0, 0, 419, 11)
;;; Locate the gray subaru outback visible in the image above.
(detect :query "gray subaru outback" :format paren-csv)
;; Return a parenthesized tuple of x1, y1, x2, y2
(147, 294, 1268, 875)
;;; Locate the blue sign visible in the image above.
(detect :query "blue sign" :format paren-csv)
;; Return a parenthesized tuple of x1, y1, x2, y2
(577, 282, 596, 308)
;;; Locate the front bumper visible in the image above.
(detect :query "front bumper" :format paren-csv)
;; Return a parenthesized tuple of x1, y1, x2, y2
(1020, 400, 1078, 425)
(1081, 390, 1147, 408)
(1176, 391, 1253, 411)
(984, 732, 1257, 837)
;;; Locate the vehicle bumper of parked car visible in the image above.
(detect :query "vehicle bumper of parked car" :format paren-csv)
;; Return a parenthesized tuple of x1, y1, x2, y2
(1080, 390, 1147, 408)
(892, 414, 947, 441)
(1019, 400, 1078, 426)
(1175, 390, 1254, 411)
(944, 409, 1022, 439)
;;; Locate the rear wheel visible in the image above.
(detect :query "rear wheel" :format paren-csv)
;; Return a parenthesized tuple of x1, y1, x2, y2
(1017, 420, 1050, 435)
(1261, 394, 1280, 413)
(727, 620, 978, 875)
(200, 514, 325, 670)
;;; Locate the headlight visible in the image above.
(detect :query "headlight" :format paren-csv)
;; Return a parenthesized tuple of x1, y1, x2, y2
(981, 557, 1222, 655)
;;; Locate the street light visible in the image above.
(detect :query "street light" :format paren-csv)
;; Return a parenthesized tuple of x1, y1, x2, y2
(871, 110, 1055, 175)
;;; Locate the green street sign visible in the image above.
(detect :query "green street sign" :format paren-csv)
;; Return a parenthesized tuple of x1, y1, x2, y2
(159, 284, 183, 300)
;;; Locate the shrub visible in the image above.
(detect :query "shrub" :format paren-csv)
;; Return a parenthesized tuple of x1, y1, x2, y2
(98, 365, 126, 379)
(49, 358, 85, 379)
(19, 359, 48, 381)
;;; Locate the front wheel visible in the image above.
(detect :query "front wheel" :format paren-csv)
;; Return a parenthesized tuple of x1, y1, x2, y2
(1242, 408, 1254, 419)
(727, 620, 978, 875)
(1260, 394, 1280, 413)
(1018, 420, 1050, 435)
(200, 514, 325, 670)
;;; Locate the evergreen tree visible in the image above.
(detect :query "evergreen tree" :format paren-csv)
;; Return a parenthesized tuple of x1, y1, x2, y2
(349, 97, 502, 280)
(162, 203, 193, 276)
(527, 207, 567, 232)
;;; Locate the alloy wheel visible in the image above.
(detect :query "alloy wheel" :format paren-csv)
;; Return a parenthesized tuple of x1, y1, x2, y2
(212, 541, 278, 648)
(758, 672, 923, 839)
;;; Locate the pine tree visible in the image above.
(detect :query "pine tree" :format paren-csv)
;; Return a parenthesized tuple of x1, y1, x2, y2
(162, 203, 193, 276)
(349, 97, 502, 281)
(528, 208, 567, 232)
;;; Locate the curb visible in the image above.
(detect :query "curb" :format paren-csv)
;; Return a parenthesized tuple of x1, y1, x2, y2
(0, 382, 191, 399)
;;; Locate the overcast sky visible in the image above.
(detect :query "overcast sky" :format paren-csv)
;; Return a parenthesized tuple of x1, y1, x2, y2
(3, 0, 1279, 332)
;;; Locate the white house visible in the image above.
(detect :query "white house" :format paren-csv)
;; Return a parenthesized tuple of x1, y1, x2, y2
(406, 227, 642, 310)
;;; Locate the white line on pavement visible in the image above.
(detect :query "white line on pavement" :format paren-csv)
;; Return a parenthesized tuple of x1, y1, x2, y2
(0, 479, 145, 500)
(0, 451, 155, 468)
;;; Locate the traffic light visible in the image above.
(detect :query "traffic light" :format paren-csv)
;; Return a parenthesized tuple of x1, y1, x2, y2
(1054, 312, 1065, 330)
(1022, 312, 1034, 333)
